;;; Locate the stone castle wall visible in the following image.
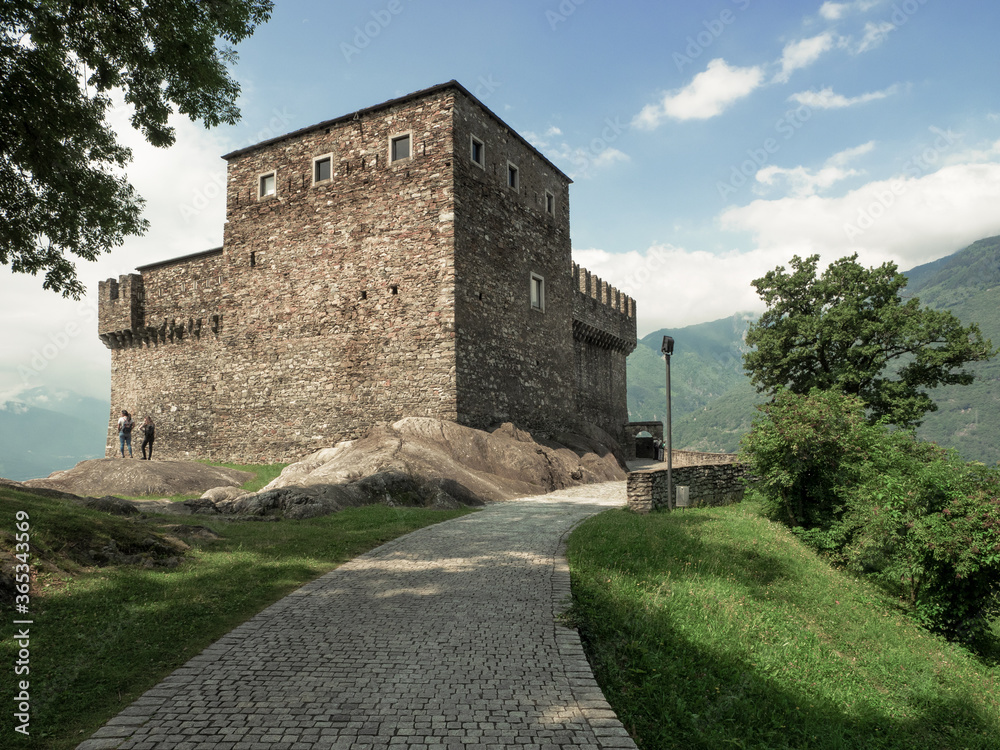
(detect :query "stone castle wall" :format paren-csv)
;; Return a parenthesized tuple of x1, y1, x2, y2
(452, 91, 576, 435)
(572, 264, 636, 441)
(99, 82, 637, 463)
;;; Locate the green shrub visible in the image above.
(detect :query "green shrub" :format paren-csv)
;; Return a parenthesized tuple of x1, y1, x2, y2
(738, 388, 875, 530)
(740, 388, 1000, 643)
(844, 439, 1000, 640)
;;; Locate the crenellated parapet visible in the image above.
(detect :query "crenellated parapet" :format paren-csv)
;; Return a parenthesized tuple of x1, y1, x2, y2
(98, 274, 144, 334)
(571, 262, 637, 354)
(98, 272, 222, 350)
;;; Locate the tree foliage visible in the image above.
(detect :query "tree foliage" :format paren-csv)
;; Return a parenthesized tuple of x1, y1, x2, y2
(741, 388, 1000, 643)
(744, 254, 996, 427)
(1, 0, 273, 298)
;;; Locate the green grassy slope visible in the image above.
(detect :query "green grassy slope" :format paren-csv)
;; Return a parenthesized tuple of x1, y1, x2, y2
(568, 501, 1000, 750)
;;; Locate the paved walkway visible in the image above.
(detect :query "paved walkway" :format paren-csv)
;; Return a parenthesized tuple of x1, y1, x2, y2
(78, 482, 638, 750)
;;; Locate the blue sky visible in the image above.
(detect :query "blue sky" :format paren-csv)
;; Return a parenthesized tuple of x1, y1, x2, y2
(4, 0, 1000, 403)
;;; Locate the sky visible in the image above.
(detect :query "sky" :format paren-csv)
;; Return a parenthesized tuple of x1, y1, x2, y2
(4, 0, 1000, 404)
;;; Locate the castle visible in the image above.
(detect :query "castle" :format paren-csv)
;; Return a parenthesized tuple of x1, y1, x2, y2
(98, 81, 637, 463)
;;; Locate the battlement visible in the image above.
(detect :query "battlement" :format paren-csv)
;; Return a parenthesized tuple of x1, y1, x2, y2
(98, 274, 144, 336)
(97, 265, 223, 350)
(571, 262, 637, 354)
(572, 262, 636, 319)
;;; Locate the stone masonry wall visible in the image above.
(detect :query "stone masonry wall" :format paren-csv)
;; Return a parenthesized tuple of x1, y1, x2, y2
(571, 264, 636, 442)
(101, 89, 460, 462)
(217, 87, 460, 462)
(99, 82, 638, 462)
(627, 462, 748, 513)
(451, 90, 576, 435)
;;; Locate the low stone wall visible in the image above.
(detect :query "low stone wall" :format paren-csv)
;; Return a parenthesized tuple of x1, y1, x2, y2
(672, 449, 739, 468)
(627, 462, 748, 513)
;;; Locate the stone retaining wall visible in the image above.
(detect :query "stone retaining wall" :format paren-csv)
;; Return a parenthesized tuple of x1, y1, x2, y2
(627, 462, 748, 513)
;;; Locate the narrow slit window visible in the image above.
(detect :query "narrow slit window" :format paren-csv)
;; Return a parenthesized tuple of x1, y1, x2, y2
(259, 172, 276, 198)
(545, 190, 555, 216)
(391, 134, 411, 163)
(507, 162, 519, 191)
(250, 251, 256, 268)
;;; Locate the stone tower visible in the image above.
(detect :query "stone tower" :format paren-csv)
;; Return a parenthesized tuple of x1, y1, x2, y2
(99, 81, 636, 463)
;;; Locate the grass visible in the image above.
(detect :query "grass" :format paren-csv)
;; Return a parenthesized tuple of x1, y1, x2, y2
(566, 497, 1000, 750)
(0, 486, 473, 749)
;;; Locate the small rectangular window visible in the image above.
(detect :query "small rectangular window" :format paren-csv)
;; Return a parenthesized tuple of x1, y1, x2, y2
(507, 162, 519, 191)
(470, 136, 484, 167)
(545, 190, 555, 216)
(530, 273, 545, 312)
(313, 155, 332, 183)
(391, 134, 411, 162)
(259, 171, 276, 198)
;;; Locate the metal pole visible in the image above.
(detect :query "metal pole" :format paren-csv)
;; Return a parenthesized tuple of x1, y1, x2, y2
(665, 352, 673, 511)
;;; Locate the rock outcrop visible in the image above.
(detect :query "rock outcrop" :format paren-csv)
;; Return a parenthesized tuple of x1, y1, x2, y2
(198, 418, 626, 519)
(22, 460, 253, 498)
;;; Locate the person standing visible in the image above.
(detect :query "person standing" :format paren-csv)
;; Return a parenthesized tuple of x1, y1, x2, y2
(140, 416, 155, 460)
(117, 410, 134, 458)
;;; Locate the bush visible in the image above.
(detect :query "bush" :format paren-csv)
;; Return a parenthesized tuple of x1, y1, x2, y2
(738, 388, 875, 531)
(740, 388, 1000, 643)
(844, 439, 1000, 640)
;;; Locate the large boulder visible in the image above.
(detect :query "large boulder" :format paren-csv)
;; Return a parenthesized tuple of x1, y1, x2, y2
(22, 459, 253, 498)
(207, 418, 625, 518)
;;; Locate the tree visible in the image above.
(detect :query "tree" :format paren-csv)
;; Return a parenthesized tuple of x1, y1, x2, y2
(743, 254, 996, 427)
(740, 387, 1000, 643)
(1, 0, 273, 298)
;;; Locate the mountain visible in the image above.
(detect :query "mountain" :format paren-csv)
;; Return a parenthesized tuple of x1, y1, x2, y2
(627, 236, 1000, 463)
(904, 236, 1000, 463)
(0, 386, 109, 481)
(626, 313, 760, 438)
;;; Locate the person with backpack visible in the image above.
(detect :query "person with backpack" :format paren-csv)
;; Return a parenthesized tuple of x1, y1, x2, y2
(140, 416, 155, 460)
(117, 409, 134, 458)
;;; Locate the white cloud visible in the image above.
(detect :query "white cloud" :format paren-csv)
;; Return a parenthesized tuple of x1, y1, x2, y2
(774, 33, 836, 83)
(854, 21, 895, 52)
(633, 59, 764, 128)
(573, 244, 782, 334)
(789, 84, 898, 109)
(755, 142, 874, 198)
(820, 0, 883, 20)
(0, 99, 232, 400)
(527, 128, 631, 180)
(828, 141, 877, 166)
(720, 161, 1000, 273)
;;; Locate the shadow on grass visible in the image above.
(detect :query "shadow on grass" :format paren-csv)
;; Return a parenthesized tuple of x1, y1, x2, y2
(569, 508, 1000, 750)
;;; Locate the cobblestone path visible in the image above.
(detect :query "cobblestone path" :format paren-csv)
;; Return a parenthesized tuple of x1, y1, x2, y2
(78, 482, 638, 750)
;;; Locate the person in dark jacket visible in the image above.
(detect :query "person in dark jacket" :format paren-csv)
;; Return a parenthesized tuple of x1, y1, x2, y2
(140, 416, 155, 460)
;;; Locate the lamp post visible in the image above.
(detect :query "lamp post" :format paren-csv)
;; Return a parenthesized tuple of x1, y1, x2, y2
(661, 335, 674, 511)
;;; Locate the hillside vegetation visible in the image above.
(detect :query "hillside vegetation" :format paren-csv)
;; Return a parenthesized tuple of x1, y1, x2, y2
(568, 501, 1000, 750)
